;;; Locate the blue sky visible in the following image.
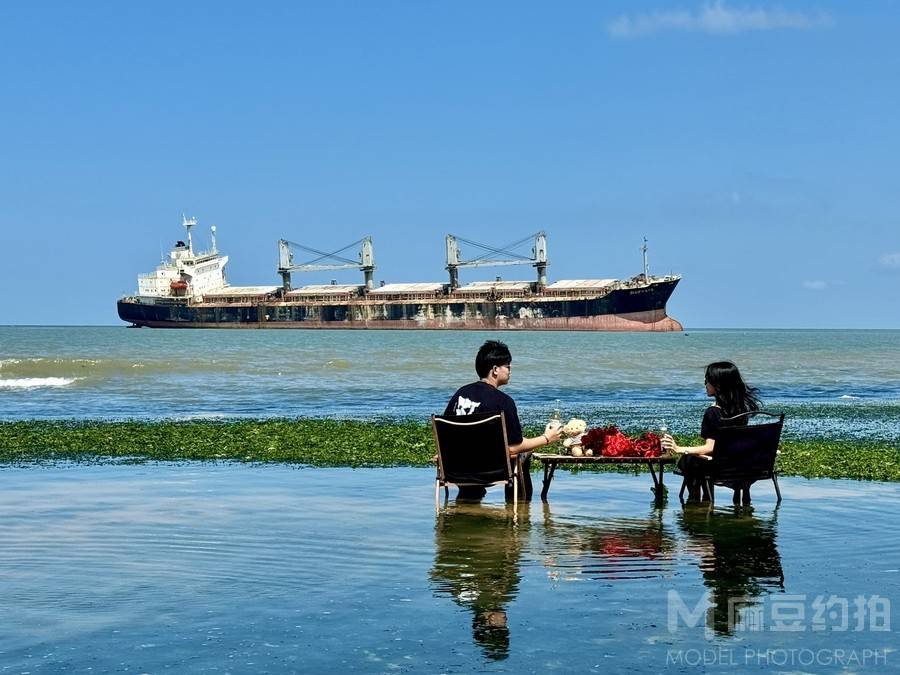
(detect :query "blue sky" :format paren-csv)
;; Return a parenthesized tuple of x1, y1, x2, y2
(1, 0, 898, 327)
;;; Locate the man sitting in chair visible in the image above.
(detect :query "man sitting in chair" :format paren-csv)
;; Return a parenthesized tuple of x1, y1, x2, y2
(445, 340, 562, 500)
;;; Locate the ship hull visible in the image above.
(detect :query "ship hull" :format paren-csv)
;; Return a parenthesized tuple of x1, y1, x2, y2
(118, 280, 683, 332)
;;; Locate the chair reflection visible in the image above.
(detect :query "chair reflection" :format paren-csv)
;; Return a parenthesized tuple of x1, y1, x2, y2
(429, 501, 527, 661)
(677, 504, 785, 636)
(540, 502, 677, 582)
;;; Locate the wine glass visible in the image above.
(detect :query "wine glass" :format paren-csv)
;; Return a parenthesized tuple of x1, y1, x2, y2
(548, 399, 562, 430)
(546, 399, 563, 453)
(658, 420, 672, 454)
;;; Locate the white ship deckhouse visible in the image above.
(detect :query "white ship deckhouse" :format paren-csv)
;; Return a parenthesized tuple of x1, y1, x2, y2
(135, 216, 229, 299)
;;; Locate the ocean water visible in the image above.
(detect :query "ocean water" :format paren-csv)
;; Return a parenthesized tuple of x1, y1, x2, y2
(1, 327, 899, 440)
(2, 330, 898, 673)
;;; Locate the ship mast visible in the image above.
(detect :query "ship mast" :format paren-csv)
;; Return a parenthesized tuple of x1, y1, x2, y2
(182, 214, 198, 255)
(642, 237, 649, 279)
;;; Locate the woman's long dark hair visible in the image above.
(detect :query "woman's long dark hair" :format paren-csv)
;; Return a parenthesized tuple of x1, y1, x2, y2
(705, 361, 761, 418)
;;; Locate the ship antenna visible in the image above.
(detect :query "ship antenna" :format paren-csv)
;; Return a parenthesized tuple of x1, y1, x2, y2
(642, 237, 649, 279)
(182, 213, 198, 255)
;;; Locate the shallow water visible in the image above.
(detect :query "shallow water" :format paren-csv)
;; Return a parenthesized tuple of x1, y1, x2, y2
(0, 464, 896, 672)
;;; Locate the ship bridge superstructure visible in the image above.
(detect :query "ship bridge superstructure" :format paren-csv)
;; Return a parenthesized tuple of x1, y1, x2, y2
(136, 215, 229, 299)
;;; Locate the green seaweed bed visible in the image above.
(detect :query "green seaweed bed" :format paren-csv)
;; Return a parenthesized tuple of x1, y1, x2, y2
(1, 419, 899, 482)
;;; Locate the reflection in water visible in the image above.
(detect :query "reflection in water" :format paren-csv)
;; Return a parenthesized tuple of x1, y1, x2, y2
(540, 502, 677, 582)
(429, 502, 526, 661)
(429, 500, 786, 659)
(677, 505, 785, 636)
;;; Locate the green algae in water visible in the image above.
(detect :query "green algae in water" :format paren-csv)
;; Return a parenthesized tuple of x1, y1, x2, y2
(1, 419, 899, 482)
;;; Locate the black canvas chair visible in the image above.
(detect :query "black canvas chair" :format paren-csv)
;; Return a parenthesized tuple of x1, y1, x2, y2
(679, 411, 784, 504)
(432, 412, 522, 508)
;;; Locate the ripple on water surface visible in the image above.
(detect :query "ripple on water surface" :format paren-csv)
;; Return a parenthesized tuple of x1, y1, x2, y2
(0, 464, 897, 672)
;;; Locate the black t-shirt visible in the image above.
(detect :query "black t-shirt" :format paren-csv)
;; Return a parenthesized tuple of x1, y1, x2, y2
(444, 381, 524, 446)
(700, 405, 749, 440)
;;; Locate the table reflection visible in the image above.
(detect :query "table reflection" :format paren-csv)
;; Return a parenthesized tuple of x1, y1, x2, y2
(539, 502, 678, 581)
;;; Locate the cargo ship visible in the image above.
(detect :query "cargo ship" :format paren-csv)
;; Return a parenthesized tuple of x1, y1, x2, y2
(117, 216, 683, 331)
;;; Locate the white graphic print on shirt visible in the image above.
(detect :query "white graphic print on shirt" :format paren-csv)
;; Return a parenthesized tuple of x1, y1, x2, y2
(454, 396, 481, 416)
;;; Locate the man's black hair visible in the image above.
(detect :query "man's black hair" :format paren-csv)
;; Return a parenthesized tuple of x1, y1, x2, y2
(475, 340, 512, 378)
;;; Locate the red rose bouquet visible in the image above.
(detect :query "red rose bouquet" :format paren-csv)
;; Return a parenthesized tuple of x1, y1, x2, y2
(581, 425, 661, 458)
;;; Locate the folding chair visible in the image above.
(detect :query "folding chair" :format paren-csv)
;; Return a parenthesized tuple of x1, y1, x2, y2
(679, 411, 784, 504)
(431, 412, 521, 509)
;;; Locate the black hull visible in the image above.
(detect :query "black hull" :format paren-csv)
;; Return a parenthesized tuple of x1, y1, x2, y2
(118, 279, 682, 331)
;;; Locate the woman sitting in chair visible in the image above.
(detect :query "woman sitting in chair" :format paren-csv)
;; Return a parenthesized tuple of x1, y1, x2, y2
(662, 361, 762, 505)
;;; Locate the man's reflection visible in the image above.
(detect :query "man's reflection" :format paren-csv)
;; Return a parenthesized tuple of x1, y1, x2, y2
(429, 502, 526, 661)
(677, 505, 785, 635)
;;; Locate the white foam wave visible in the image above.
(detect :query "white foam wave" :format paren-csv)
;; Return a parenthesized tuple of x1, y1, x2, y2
(0, 377, 79, 389)
(839, 394, 860, 400)
(174, 412, 227, 421)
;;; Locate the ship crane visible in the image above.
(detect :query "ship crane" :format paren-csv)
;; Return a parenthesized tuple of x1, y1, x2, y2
(445, 232, 548, 290)
(277, 237, 375, 291)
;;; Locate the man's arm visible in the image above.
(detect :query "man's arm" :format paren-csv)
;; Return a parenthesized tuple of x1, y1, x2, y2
(509, 424, 562, 455)
(503, 395, 562, 455)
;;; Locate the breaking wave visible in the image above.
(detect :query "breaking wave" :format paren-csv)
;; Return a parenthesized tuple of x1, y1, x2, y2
(0, 377, 79, 389)
(0, 357, 243, 378)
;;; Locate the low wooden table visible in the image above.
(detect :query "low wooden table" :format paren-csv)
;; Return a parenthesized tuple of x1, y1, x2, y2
(533, 453, 678, 501)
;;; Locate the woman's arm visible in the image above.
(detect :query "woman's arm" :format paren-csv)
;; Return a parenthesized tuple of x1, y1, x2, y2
(661, 406, 721, 457)
(662, 436, 716, 456)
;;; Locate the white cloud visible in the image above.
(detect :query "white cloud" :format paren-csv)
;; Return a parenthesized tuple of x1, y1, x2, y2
(802, 280, 827, 291)
(607, 1, 833, 38)
(880, 253, 900, 269)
